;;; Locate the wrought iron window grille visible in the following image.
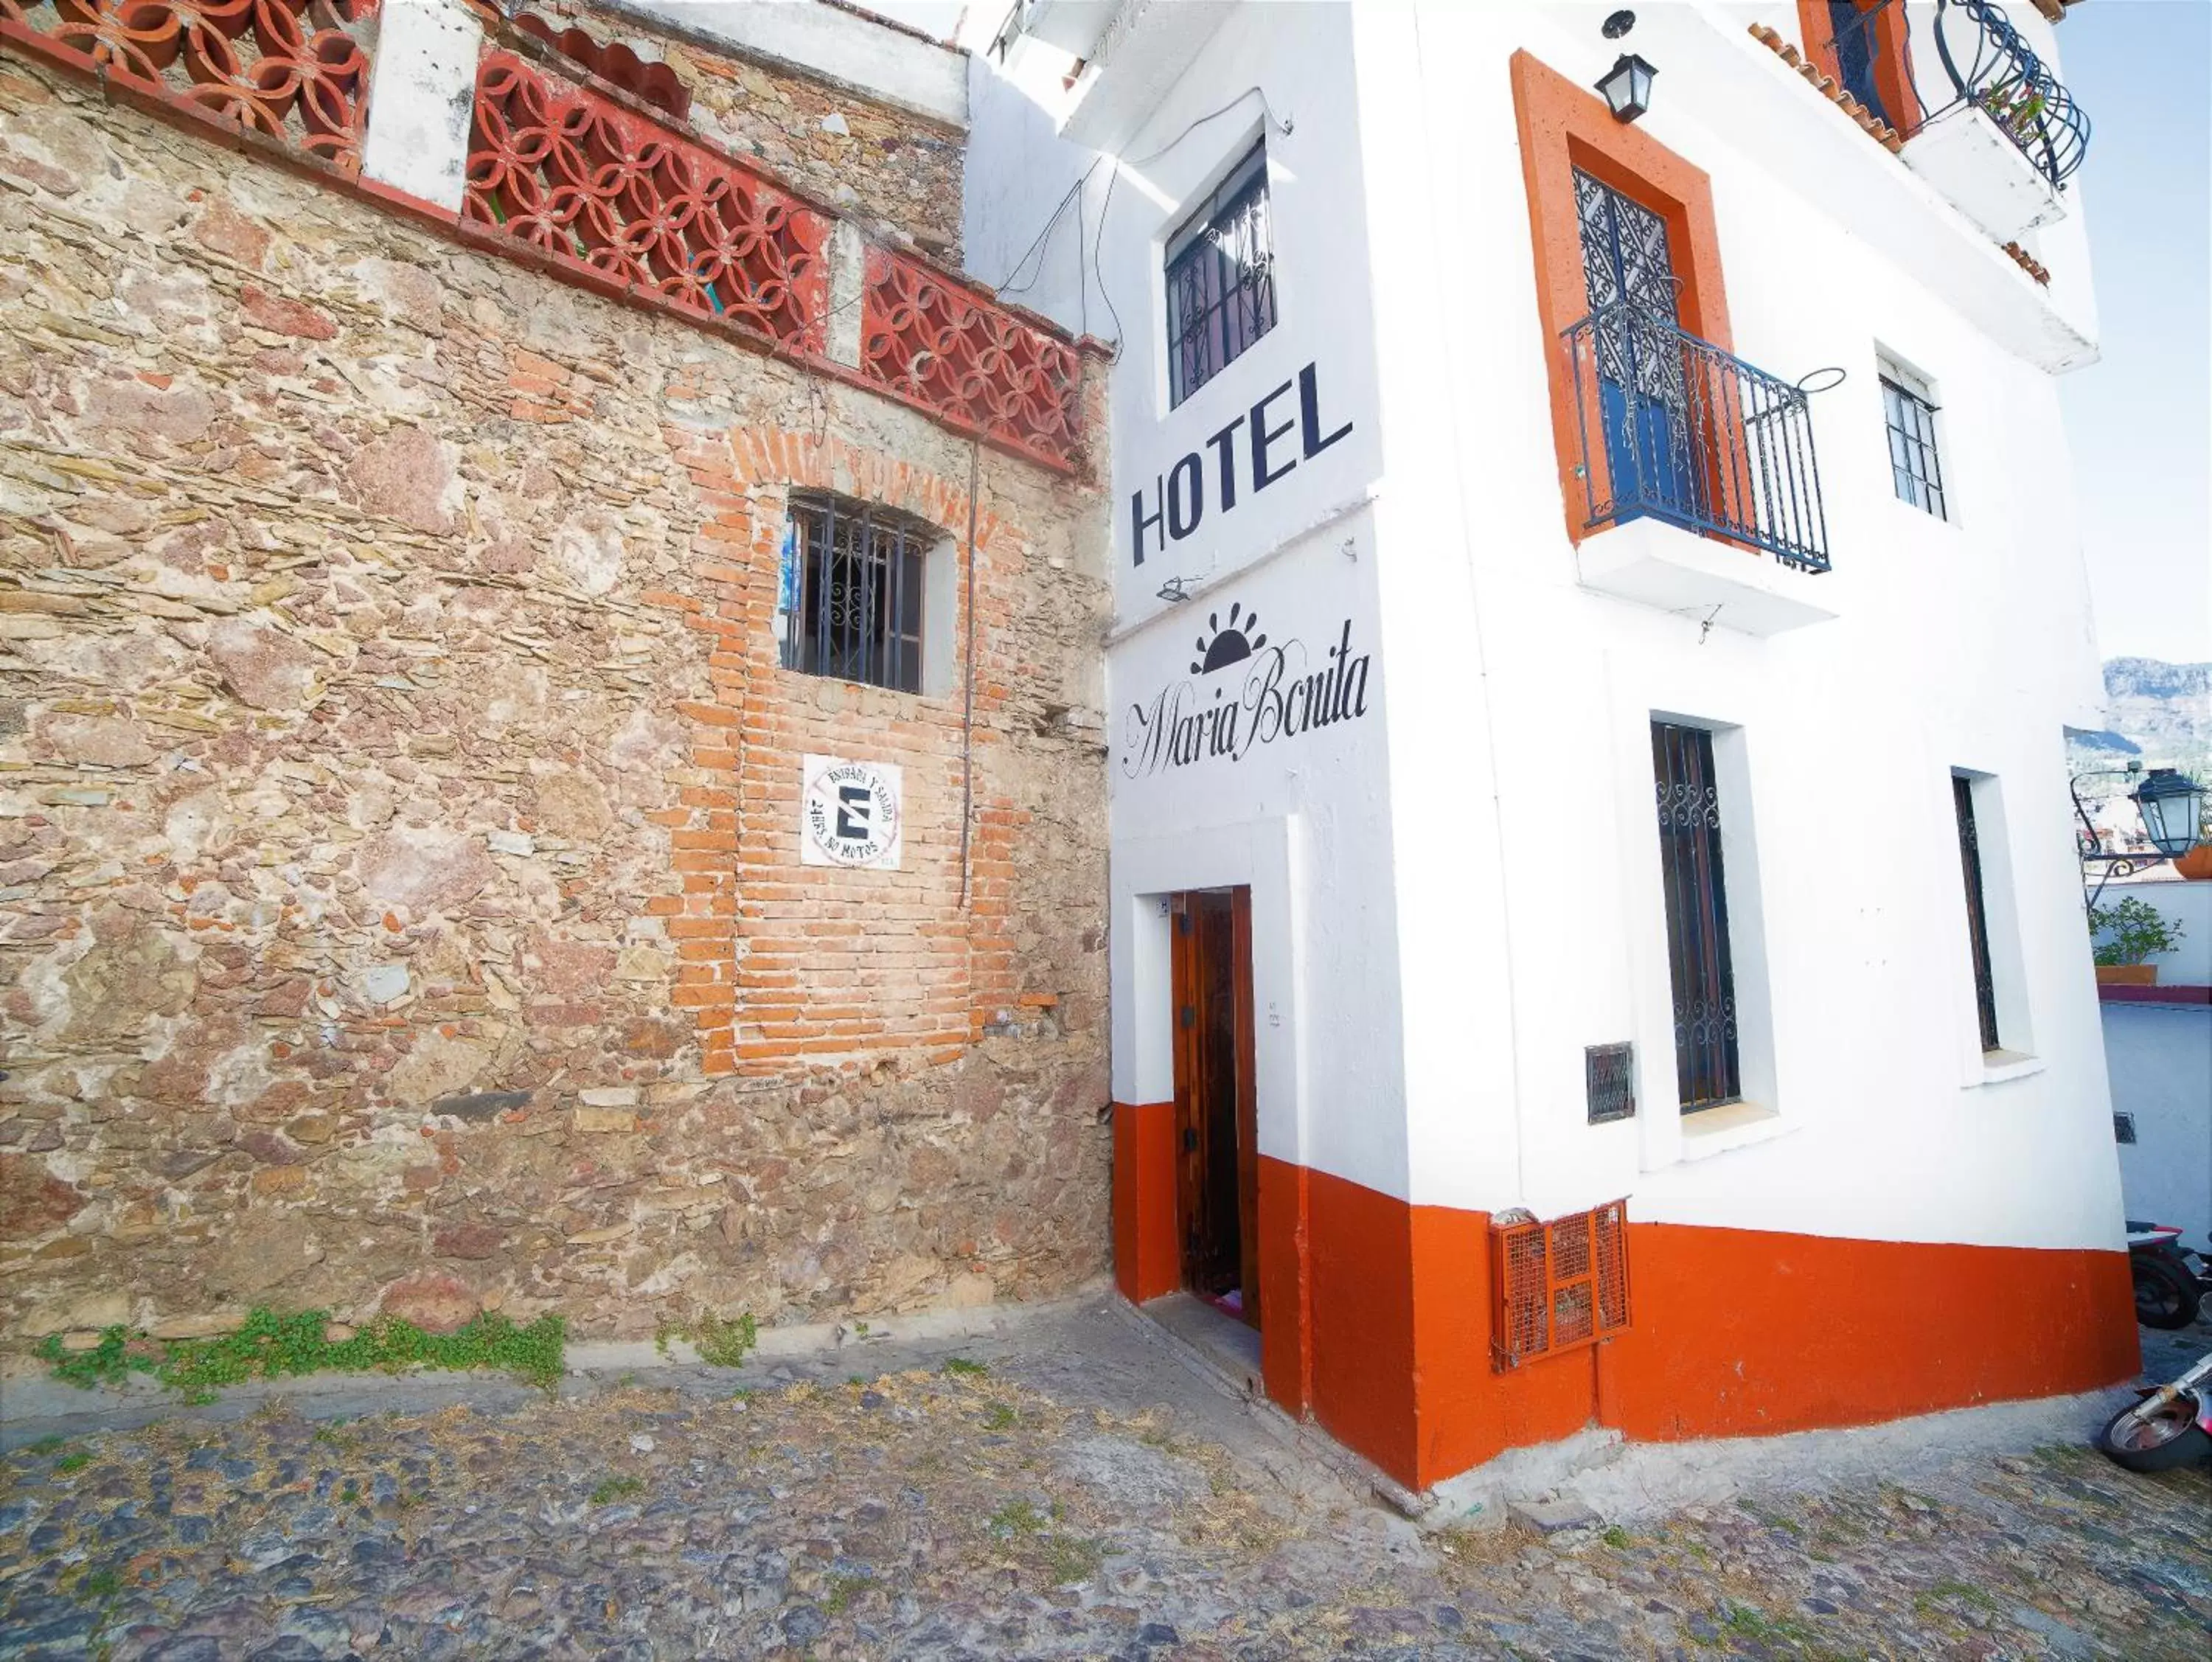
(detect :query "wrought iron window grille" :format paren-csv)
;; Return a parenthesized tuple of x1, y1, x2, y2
(1652, 722, 1742, 1112)
(1586, 1043, 1638, 1125)
(2112, 1112, 2136, 1146)
(1165, 144, 1277, 408)
(1823, 0, 2090, 187)
(1563, 304, 1834, 571)
(1881, 368, 1947, 521)
(1952, 773, 2002, 1053)
(779, 493, 932, 695)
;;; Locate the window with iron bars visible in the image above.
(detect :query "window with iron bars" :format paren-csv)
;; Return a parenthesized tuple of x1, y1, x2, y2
(1952, 773, 2002, 1052)
(1880, 361, 1947, 521)
(778, 493, 931, 694)
(1165, 144, 1276, 408)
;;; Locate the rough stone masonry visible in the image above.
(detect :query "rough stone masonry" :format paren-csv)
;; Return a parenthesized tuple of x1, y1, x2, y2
(0, 41, 1112, 1346)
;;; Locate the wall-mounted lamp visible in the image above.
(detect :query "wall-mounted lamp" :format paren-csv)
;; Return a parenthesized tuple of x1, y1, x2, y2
(2073, 762, 2208, 900)
(2132, 768, 2208, 860)
(1596, 52, 1658, 123)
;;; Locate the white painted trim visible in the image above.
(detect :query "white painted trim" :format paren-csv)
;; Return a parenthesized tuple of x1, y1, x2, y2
(359, 0, 481, 215)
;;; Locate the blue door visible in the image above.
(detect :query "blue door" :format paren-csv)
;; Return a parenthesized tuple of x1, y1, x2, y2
(1573, 169, 1706, 530)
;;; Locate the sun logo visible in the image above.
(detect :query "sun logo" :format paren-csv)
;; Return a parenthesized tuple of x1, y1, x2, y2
(1191, 602, 1267, 675)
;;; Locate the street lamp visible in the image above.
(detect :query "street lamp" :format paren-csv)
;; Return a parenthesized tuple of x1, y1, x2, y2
(2073, 762, 2208, 901)
(2131, 768, 2208, 860)
(1596, 52, 1658, 123)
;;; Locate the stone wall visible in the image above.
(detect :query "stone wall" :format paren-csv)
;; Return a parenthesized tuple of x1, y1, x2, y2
(0, 52, 1111, 1345)
(520, 0, 967, 262)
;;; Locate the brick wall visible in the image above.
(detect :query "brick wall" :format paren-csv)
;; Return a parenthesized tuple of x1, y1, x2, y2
(0, 52, 1110, 1343)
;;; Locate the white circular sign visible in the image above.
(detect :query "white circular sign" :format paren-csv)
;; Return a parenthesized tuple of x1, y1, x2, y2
(802, 759, 902, 869)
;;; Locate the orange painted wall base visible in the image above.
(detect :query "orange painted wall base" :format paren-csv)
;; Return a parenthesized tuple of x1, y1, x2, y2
(1603, 1223, 2140, 1442)
(1110, 1102, 1178, 1304)
(1203, 1160, 2137, 1494)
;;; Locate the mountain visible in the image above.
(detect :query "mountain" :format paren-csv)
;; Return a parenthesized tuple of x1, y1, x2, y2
(2065, 658, 2211, 852)
(2095, 658, 2212, 765)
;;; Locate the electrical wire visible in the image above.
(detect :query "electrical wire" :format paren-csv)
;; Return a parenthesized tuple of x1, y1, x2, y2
(1128, 86, 1293, 165)
(956, 440, 981, 911)
(1091, 157, 1122, 347)
(987, 84, 1294, 347)
(995, 159, 1105, 296)
(1091, 86, 1291, 347)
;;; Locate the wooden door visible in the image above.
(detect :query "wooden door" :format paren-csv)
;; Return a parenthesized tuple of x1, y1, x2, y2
(1172, 889, 1260, 1328)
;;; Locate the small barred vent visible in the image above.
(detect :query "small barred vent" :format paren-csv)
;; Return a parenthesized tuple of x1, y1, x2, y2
(1586, 1042, 1636, 1124)
(2113, 1111, 2137, 1145)
(1493, 1200, 1632, 1371)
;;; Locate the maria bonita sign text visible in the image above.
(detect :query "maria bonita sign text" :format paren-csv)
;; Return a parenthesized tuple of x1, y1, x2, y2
(1122, 602, 1374, 778)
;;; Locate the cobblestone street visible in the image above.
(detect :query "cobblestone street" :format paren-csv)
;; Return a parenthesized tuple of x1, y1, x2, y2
(3, 1301, 2208, 1660)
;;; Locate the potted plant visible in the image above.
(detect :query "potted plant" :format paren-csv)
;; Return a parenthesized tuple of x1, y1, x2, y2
(2176, 803, 2212, 879)
(2089, 894, 2184, 986)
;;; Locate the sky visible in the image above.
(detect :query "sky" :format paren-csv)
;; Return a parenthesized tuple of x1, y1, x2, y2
(854, 1, 2209, 667)
(2051, 0, 2211, 667)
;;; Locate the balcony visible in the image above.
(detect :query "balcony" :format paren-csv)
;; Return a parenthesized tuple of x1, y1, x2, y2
(1826, 0, 2090, 244)
(1562, 305, 1837, 637)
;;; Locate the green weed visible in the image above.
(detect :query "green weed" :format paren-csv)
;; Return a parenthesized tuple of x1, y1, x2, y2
(1601, 1525, 1631, 1549)
(589, 1474, 644, 1505)
(821, 1571, 872, 1613)
(940, 1357, 987, 1377)
(981, 1401, 1017, 1430)
(653, 1308, 758, 1368)
(37, 1307, 566, 1399)
(1044, 1534, 1105, 1584)
(21, 1436, 66, 1457)
(988, 1498, 1046, 1537)
(54, 1451, 92, 1475)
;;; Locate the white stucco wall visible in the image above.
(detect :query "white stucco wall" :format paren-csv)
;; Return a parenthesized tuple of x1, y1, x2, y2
(2100, 882, 2212, 1245)
(1349, 0, 2118, 1251)
(967, 0, 2123, 1257)
(632, 0, 968, 126)
(2107, 1004, 2212, 1246)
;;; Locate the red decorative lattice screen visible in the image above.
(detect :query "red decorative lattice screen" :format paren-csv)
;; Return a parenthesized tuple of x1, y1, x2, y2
(0, 0, 378, 173)
(861, 247, 1083, 470)
(464, 50, 827, 353)
(1492, 1200, 1631, 1371)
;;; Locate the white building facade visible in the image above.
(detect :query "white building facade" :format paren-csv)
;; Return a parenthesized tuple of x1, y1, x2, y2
(2101, 880, 2212, 1248)
(964, 0, 2136, 1491)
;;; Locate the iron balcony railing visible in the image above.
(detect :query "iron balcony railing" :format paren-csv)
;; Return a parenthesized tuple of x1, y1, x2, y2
(1829, 0, 2089, 187)
(1563, 304, 1832, 574)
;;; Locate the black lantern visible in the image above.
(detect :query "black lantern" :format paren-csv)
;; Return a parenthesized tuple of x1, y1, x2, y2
(2131, 768, 2207, 860)
(1596, 52, 1657, 123)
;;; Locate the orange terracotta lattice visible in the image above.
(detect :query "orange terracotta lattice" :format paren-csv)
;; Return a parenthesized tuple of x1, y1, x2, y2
(1492, 1200, 1631, 1370)
(861, 246, 1084, 470)
(465, 50, 828, 352)
(1, 0, 378, 172)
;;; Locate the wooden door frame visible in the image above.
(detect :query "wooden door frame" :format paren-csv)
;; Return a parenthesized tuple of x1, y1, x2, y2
(1231, 887, 1259, 1325)
(1169, 886, 1262, 1329)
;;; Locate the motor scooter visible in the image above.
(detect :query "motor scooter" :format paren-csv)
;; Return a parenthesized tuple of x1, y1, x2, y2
(2098, 1348, 2212, 1471)
(2126, 1220, 2209, 1330)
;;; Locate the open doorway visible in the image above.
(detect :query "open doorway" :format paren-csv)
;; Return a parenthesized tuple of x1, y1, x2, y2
(1172, 889, 1259, 1329)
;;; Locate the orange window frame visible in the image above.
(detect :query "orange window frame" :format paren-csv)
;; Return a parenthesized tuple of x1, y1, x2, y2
(1509, 51, 1733, 552)
(1797, 0, 1925, 133)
